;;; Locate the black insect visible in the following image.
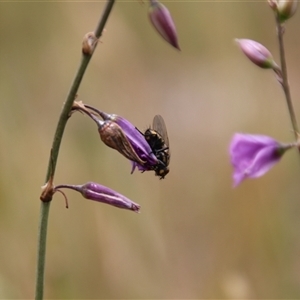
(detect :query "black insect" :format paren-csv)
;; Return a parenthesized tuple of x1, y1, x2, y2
(144, 115, 170, 179)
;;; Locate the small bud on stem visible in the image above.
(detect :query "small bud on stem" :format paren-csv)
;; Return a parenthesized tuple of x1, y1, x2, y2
(40, 150, 55, 202)
(277, 0, 297, 22)
(82, 32, 98, 55)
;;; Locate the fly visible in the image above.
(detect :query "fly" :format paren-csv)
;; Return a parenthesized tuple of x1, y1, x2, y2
(144, 115, 170, 179)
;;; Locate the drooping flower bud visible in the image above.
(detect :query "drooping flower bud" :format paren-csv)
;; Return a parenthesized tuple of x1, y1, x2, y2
(55, 183, 140, 212)
(72, 102, 158, 173)
(98, 119, 148, 166)
(229, 133, 295, 187)
(104, 115, 159, 171)
(235, 39, 279, 70)
(148, 0, 180, 50)
(277, 0, 298, 22)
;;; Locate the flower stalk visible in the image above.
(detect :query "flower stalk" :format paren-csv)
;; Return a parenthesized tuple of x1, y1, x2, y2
(35, 1, 116, 299)
(275, 15, 299, 140)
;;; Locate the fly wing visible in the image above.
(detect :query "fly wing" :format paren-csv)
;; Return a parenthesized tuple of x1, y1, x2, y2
(152, 115, 169, 148)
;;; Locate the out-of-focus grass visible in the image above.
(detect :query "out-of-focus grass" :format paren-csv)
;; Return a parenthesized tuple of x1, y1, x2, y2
(1, 2, 300, 298)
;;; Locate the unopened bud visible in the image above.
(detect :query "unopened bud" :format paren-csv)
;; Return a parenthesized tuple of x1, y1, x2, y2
(277, 0, 297, 22)
(236, 39, 279, 70)
(82, 32, 98, 55)
(148, 0, 180, 50)
(40, 179, 55, 202)
(55, 183, 140, 212)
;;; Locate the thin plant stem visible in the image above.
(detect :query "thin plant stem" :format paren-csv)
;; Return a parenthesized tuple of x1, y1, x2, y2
(276, 16, 299, 139)
(35, 1, 115, 299)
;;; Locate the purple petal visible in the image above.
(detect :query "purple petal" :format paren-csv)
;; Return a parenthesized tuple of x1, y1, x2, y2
(110, 115, 158, 171)
(236, 39, 276, 69)
(149, 0, 180, 50)
(54, 183, 140, 212)
(229, 133, 283, 187)
(232, 145, 281, 187)
(246, 146, 281, 177)
(230, 133, 279, 166)
(81, 182, 140, 212)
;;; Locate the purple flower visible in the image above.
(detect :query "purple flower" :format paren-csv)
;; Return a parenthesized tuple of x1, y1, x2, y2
(229, 133, 293, 187)
(98, 119, 148, 166)
(55, 182, 140, 213)
(105, 114, 159, 172)
(148, 0, 180, 50)
(72, 102, 158, 173)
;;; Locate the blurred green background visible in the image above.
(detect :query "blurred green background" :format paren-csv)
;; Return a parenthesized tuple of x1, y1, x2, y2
(1, 1, 300, 298)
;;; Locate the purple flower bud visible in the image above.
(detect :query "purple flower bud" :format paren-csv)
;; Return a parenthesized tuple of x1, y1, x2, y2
(55, 183, 140, 212)
(106, 114, 159, 172)
(229, 133, 294, 187)
(277, 0, 297, 22)
(148, 0, 180, 50)
(73, 102, 158, 173)
(98, 119, 147, 167)
(236, 39, 278, 69)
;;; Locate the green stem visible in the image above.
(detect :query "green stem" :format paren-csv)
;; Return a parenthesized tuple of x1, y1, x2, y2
(276, 16, 299, 138)
(35, 1, 115, 299)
